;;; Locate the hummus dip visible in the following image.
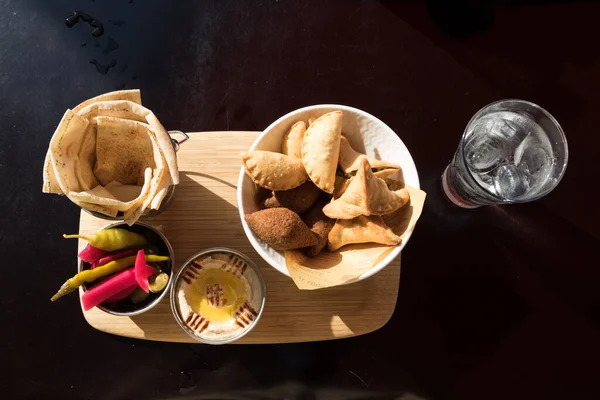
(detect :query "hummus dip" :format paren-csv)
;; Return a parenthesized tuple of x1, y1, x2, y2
(175, 250, 263, 343)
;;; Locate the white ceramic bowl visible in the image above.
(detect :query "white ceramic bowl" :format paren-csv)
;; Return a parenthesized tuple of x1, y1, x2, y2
(237, 104, 420, 281)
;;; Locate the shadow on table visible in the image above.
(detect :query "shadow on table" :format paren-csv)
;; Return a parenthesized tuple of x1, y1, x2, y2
(382, 0, 583, 39)
(182, 171, 237, 190)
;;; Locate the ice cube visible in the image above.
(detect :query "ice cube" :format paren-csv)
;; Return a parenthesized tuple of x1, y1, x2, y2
(465, 125, 507, 172)
(485, 117, 518, 139)
(493, 163, 528, 199)
(517, 145, 553, 192)
(513, 132, 534, 165)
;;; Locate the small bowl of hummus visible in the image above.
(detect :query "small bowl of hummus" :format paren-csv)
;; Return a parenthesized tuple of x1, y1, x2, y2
(170, 248, 266, 344)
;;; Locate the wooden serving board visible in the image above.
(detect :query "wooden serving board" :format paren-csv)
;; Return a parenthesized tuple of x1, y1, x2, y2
(78, 131, 401, 344)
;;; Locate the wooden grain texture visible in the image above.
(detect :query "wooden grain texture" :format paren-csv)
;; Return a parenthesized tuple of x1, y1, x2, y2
(78, 131, 401, 344)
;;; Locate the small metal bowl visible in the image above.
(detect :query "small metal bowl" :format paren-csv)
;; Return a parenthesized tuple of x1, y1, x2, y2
(78, 221, 175, 316)
(170, 248, 266, 345)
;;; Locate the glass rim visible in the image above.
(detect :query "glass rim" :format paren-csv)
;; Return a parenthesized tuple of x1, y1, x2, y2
(459, 99, 569, 203)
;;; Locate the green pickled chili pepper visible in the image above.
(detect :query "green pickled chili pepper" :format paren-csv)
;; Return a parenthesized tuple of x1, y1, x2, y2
(148, 273, 169, 293)
(63, 228, 148, 252)
(50, 254, 169, 302)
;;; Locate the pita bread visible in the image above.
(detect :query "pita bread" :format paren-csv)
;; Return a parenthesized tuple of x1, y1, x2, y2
(68, 182, 147, 212)
(42, 90, 176, 224)
(69, 196, 120, 218)
(149, 171, 171, 210)
(105, 181, 143, 202)
(43, 90, 144, 194)
(79, 100, 178, 185)
(282, 121, 306, 159)
(48, 110, 93, 194)
(145, 112, 179, 185)
(308, 115, 317, 125)
(93, 116, 155, 186)
(338, 135, 401, 173)
(132, 130, 169, 219)
(130, 128, 168, 221)
(327, 215, 401, 252)
(72, 89, 142, 112)
(42, 151, 62, 194)
(322, 158, 410, 219)
(301, 111, 342, 193)
(77, 100, 149, 124)
(241, 150, 308, 191)
(123, 167, 155, 224)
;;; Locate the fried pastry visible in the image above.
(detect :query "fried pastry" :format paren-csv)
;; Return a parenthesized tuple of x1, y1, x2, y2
(323, 158, 410, 219)
(334, 175, 351, 199)
(282, 121, 306, 159)
(241, 150, 308, 191)
(327, 215, 401, 251)
(338, 136, 400, 173)
(301, 111, 343, 193)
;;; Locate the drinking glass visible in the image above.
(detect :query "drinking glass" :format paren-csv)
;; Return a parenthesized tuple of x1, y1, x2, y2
(442, 99, 568, 208)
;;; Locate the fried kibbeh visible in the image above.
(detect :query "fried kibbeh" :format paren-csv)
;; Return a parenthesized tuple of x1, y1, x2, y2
(245, 208, 318, 251)
(302, 195, 335, 257)
(262, 180, 321, 214)
(241, 150, 308, 191)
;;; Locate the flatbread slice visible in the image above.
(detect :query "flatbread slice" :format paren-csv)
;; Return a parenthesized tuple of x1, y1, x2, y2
(93, 116, 155, 186)
(72, 89, 142, 113)
(43, 90, 143, 194)
(47, 110, 93, 194)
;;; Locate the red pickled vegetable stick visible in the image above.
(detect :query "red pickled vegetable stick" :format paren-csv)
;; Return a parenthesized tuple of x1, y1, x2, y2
(82, 263, 157, 310)
(92, 249, 137, 269)
(104, 283, 138, 303)
(82, 268, 137, 311)
(134, 250, 156, 293)
(78, 244, 109, 265)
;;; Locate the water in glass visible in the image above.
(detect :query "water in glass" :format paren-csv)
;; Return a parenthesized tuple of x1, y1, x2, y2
(464, 110, 555, 201)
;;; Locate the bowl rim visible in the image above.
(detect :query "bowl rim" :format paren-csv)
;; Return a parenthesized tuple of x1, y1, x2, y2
(236, 104, 420, 281)
(77, 221, 175, 316)
(169, 247, 267, 345)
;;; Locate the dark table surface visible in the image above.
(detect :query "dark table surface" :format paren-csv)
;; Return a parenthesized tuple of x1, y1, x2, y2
(2, 0, 600, 399)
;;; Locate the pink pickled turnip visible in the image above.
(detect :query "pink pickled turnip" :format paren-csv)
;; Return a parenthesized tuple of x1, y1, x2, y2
(78, 244, 109, 265)
(82, 268, 137, 311)
(134, 250, 156, 293)
(104, 283, 138, 303)
(91, 249, 137, 269)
